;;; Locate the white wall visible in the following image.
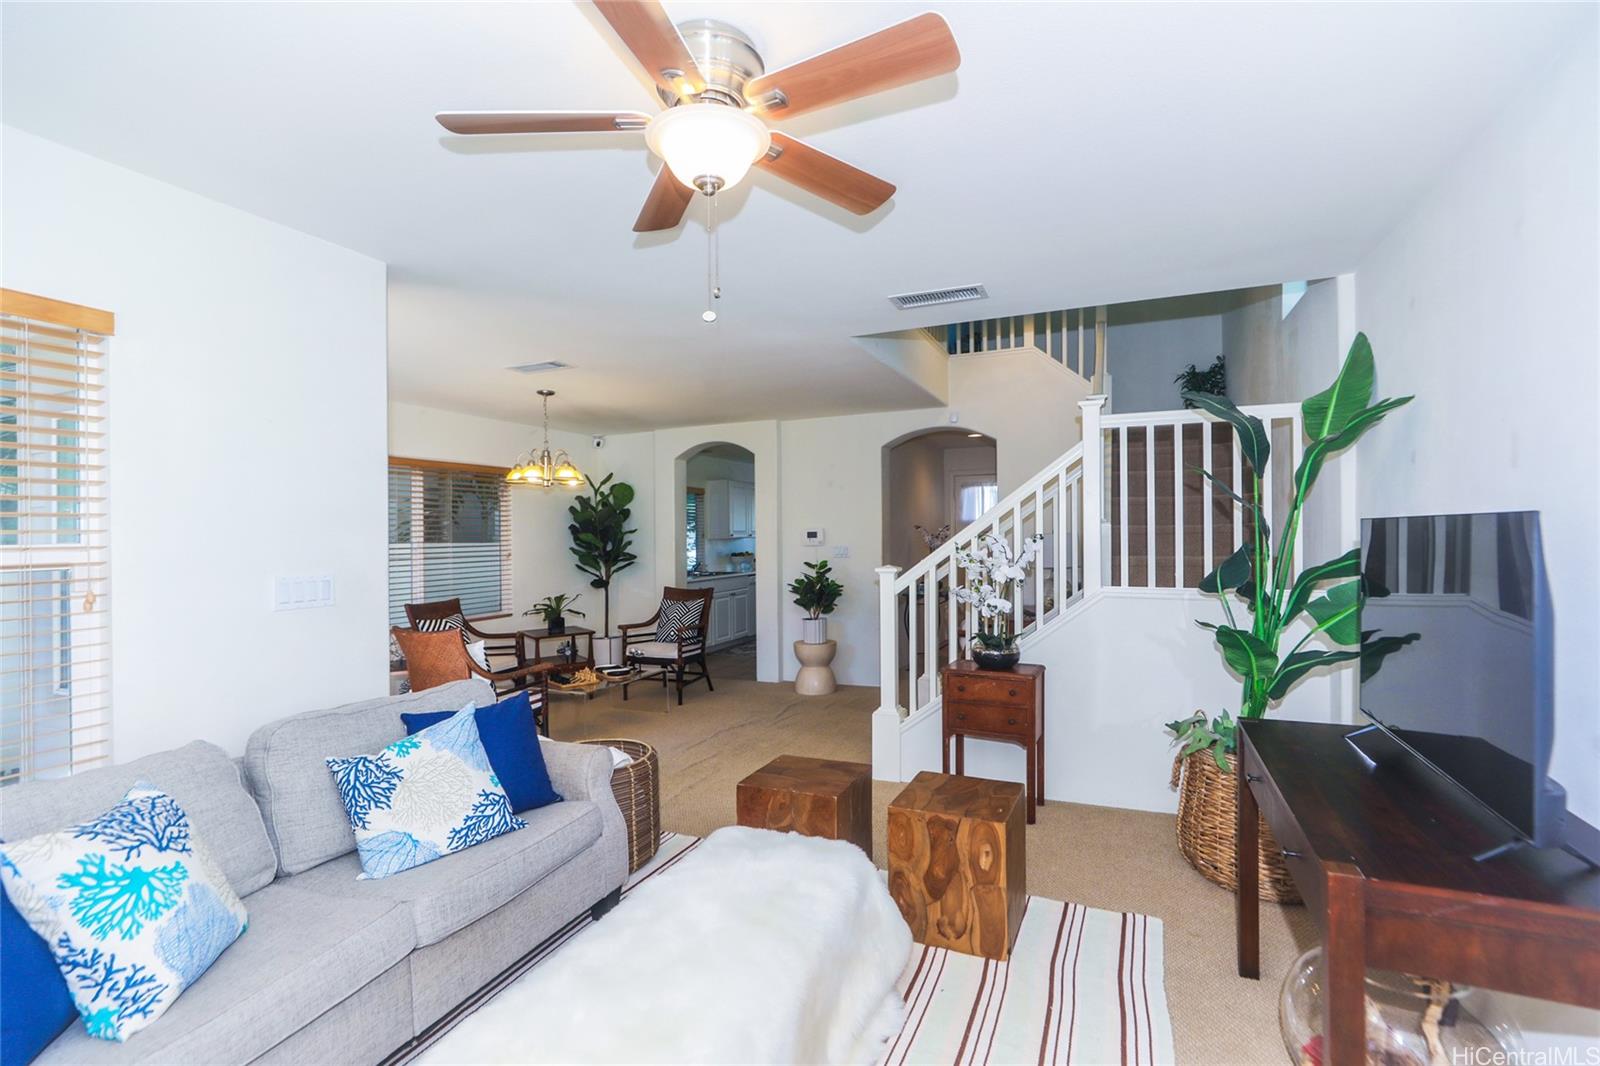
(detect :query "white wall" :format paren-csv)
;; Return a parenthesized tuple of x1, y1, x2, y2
(1103, 314, 1225, 413)
(1353, 28, 1599, 827)
(1221, 286, 1285, 406)
(3, 128, 389, 760)
(894, 590, 1341, 813)
(1351, 30, 1599, 1051)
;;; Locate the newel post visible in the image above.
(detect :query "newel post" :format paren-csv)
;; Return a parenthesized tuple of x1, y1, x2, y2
(872, 564, 903, 781)
(1079, 396, 1107, 595)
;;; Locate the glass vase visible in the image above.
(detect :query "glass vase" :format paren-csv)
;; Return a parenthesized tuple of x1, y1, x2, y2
(1278, 947, 1518, 1066)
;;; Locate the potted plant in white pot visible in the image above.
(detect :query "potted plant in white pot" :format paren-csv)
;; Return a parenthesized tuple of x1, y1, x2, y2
(789, 560, 843, 695)
(789, 560, 843, 644)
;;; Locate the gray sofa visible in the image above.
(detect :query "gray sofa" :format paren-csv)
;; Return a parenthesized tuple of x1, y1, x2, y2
(1, 679, 628, 1065)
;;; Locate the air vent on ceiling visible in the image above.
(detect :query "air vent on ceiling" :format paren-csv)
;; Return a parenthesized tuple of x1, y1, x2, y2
(506, 360, 569, 374)
(888, 284, 988, 310)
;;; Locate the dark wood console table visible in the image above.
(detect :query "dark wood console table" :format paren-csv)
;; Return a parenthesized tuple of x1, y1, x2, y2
(941, 661, 1043, 824)
(1238, 720, 1600, 1066)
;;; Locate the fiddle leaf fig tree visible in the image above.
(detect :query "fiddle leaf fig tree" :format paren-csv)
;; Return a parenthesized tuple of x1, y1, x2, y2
(1168, 333, 1418, 765)
(568, 473, 637, 638)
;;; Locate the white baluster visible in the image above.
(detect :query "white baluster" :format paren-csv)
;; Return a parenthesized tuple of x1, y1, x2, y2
(1232, 430, 1243, 553)
(1145, 425, 1156, 588)
(1202, 424, 1214, 577)
(906, 580, 918, 711)
(1173, 423, 1185, 588)
(1079, 396, 1105, 595)
(876, 565, 900, 717)
(1119, 425, 1130, 587)
(923, 569, 936, 699)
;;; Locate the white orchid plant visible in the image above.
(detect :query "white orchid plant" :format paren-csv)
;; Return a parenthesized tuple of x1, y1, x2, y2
(952, 532, 1045, 651)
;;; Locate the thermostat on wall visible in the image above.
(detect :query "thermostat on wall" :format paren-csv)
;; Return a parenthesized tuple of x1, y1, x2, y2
(803, 528, 825, 546)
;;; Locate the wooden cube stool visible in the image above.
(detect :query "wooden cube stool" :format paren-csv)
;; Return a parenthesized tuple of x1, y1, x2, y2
(736, 754, 872, 854)
(887, 772, 1026, 960)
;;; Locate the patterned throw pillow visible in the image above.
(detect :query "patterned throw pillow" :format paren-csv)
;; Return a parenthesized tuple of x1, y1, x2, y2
(326, 704, 525, 880)
(414, 613, 466, 635)
(655, 599, 705, 643)
(0, 784, 249, 1042)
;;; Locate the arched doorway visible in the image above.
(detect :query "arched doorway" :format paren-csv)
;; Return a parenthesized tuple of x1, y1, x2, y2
(678, 442, 759, 681)
(881, 428, 998, 569)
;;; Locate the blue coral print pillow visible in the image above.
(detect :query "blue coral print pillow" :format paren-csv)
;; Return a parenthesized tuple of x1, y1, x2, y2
(0, 783, 248, 1042)
(326, 703, 525, 880)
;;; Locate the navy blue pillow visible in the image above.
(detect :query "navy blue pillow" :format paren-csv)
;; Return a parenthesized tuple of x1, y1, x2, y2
(1, 854, 78, 1063)
(401, 692, 561, 813)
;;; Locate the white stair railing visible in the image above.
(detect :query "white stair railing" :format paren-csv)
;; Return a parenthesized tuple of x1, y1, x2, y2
(877, 397, 1304, 726)
(1100, 403, 1304, 590)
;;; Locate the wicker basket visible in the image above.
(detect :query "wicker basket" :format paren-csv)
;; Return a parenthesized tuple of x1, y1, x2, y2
(1171, 750, 1301, 904)
(578, 738, 660, 874)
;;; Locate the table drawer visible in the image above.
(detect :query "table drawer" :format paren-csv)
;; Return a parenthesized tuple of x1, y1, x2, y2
(946, 699, 1030, 737)
(1246, 761, 1324, 917)
(946, 674, 1032, 707)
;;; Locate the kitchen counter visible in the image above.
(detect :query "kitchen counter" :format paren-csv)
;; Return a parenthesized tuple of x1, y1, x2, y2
(687, 571, 756, 583)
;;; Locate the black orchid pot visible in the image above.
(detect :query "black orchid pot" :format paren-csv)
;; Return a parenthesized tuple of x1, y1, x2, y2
(973, 643, 1021, 671)
(546, 615, 566, 634)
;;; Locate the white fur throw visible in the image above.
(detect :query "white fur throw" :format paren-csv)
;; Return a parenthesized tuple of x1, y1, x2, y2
(423, 826, 913, 1064)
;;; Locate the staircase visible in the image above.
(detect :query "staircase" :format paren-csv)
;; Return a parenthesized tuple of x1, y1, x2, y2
(873, 397, 1306, 781)
(1108, 421, 1243, 588)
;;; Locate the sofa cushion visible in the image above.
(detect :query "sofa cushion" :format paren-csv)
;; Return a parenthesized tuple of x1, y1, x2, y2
(0, 783, 250, 1042)
(328, 704, 525, 880)
(244, 679, 493, 876)
(34, 881, 415, 1065)
(402, 691, 562, 815)
(1, 870, 76, 1063)
(280, 799, 601, 947)
(0, 741, 276, 898)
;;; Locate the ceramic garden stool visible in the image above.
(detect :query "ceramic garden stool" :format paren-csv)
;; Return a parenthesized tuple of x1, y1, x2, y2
(887, 771, 1026, 961)
(792, 639, 837, 695)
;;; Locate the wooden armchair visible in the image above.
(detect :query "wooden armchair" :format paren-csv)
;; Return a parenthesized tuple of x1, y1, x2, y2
(617, 586, 715, 706)
(391, 627, 555, 735)
(405, 598, 520, 669)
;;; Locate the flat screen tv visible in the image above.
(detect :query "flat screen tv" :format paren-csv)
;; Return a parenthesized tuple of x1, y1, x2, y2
(1359, 510, 1593, 865)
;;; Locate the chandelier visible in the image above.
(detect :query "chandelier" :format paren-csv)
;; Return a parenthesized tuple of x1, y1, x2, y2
(507, 389, 584, 489)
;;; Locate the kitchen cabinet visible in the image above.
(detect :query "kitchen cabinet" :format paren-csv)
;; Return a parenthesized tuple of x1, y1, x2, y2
(703, 479, 755, 539)
(690, 572, 757, 649)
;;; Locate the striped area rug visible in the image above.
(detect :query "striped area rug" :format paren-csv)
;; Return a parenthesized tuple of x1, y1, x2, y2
(391, 833, 1172, 1066)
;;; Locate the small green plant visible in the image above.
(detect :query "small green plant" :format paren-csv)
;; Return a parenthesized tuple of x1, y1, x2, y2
(1174, 355, 1226, 408)
(789, 560, 844, 619)
(525, 594, 584, 625)
(568, 474, 637, 637)
(1169, 334, 1417, 765)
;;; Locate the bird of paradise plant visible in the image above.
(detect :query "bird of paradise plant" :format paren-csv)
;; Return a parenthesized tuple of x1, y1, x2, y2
(1167, 333, 1417, 766)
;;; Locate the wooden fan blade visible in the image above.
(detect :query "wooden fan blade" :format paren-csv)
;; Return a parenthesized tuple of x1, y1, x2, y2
(634, 167, 695, 231)
(745, 12, 959, 119)
(756, 132, 895, 215)
(436, 110, 651, 135)
(592, 0, 706, 98)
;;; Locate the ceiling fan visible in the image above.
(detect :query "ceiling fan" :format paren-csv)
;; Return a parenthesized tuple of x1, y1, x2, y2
(436, 1, 960, 232)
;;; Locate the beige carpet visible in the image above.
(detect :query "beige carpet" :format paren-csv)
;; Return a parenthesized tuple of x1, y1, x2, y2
(548, 670, 1316, 1066)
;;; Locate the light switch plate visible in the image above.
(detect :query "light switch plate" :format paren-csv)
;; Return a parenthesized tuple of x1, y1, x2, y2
(274, 575, 335, 611)
(833, 545, 850, 559)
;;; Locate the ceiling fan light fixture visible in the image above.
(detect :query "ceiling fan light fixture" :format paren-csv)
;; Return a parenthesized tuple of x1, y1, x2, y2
(645, 103, 770, 193)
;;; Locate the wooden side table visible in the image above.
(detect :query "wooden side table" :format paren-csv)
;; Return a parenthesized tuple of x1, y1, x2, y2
(736, 755, 872, 854)
(887, 772, 1026, 960)
(517, 626, 596, 670)
(941, 660, 1044, 823)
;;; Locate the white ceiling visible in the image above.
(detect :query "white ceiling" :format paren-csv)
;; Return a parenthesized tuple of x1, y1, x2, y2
(3, 2, 1588, 432)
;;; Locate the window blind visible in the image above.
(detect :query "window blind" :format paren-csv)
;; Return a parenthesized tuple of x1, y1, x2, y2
(1, 290, 115, 785)
(388, 459, 512, 626)
(685, 487, 702, 572)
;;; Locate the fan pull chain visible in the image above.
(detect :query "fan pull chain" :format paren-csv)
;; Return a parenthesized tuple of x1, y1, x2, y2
(703, 191, 721, 323)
